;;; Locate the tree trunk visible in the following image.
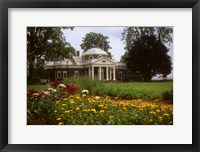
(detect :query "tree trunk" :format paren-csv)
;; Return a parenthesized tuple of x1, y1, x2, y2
(28, 58, 35, 84)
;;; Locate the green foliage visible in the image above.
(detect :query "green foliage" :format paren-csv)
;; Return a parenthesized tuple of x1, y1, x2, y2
(27, 27, 74, 83)
(161, 90, 173, 102)
(124, 35, 172, 81)
(27, 94, 55, 124)
(64, 77, 104, 95)
(121, 27, 173, 50)
(80, 32, 112, 58)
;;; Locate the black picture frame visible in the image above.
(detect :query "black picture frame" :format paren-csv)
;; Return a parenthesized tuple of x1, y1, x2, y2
(0, 0, 199, 152)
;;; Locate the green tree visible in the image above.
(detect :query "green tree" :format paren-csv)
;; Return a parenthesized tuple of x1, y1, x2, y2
(120, 51, 128, 63)
(122, 27, 172, 50)
(80, 32, 112, 58)
(27, 27, 74, 83)
(125, 35, 172, 81)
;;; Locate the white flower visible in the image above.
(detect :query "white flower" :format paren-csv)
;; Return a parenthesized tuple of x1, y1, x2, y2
(58, 84, 66, 88)
(44, 91, 50, 95)
(95, 96, 100, 100)
(33, 93, 40, 96)
(82, 89, 89, 94)
(48, 88, 57, 93)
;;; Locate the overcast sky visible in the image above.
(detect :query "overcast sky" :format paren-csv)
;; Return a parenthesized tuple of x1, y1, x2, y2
(62, 27, 173, 78)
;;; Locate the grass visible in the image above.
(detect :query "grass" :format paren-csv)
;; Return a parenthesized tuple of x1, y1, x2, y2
(27, 85, 49, 92)
(105, 82, 172, 97)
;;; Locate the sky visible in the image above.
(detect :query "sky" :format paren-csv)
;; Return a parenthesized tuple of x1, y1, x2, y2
(62, 27, 125, 62)
(62, 27, 173, 78)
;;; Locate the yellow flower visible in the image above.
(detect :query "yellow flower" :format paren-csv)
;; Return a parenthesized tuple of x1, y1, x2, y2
(91, 109, 96, 112)
(54, 110, 57, 113)
(109, 115, 114, 120)
(63, 98, 68, 101)
(65, 110, 71, 113)
(56, 118, 61, 121)
(56, 100, 60, 104)
(105, 96, 109, 99)
(114, 97, 119, 100)
(58, 122, 63, 125)
(137, 99, 142, 102)
(149, 111, 156, 115)
(156, 110, 160, 113)
(82, 94, 86, 97)
(100, 110, 105, 113)
(62, 104, 66, 106)
(83, 109, 90, 112)
(76, 107, 80, 111)
(123, 107, 128, 111)
(70, 99, 74, 104)
(99, 104, 104, 107)
(76, 96, 81, 99)
(149, 119, 153, 122)
(163, 113, 170, 117)
(154, 99, 159, 102)
(159, 116, 162, 121)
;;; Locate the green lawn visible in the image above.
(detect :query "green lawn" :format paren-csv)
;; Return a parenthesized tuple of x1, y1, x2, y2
(105, 82, 173, 95)
(28, 84, 49, 92)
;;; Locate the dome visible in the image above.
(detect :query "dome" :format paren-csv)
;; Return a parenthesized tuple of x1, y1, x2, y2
(82, 48, 108, 56)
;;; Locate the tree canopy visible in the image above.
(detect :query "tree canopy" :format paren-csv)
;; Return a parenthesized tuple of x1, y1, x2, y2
(80, 32, 112, 58)
(124, 34, 172, 81)
(27, 27, 74, 83)
(121, 27, 173, 81)
(122, 27, 173, 50)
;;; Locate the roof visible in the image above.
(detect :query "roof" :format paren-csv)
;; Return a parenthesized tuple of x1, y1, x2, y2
(82, 48, 108, 56)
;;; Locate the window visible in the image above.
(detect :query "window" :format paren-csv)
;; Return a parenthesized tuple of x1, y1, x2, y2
(57, 71, 61, 79)
(98, 55, 102, 58)
(89, 55, 93, 60)
(63, 71, 67, 78)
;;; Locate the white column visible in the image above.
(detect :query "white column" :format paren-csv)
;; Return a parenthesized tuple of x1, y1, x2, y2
(113, 67, 116, 80)
(92, 66, 94, 80)
(106, 67, 109, 80)
(99, 66, 101, 80)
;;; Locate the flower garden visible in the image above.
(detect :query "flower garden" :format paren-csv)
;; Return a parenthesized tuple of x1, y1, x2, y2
(27, 78, 173, 125)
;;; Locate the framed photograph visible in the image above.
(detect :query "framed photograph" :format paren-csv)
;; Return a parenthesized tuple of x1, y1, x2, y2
(0, 0, 199, 151)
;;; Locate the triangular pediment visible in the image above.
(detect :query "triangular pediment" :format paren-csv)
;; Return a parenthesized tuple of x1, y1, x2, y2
(91, 57, 115, 65)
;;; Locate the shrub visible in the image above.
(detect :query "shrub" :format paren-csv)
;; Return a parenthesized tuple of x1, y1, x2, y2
(161, 90, 173, 102)
(64, 77, 104, 95)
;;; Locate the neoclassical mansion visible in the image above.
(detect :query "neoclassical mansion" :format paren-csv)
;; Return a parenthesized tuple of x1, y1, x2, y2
(44, 48, 126, 81)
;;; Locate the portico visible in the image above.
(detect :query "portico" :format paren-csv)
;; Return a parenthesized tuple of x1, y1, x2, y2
(88, 66, 116, 81)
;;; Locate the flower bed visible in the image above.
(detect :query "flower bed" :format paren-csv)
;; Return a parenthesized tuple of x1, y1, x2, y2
(27, 82, 173, 125)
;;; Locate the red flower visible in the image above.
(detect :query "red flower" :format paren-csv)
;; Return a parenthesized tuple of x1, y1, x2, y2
(50, 82, 60, 88)
(38, 92, 44, 97)
(28, 88, 38, 96)
(65, 84, 77, 95)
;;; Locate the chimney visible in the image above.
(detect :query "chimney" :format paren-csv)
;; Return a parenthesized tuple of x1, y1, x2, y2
(77, 51, 80, 57)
